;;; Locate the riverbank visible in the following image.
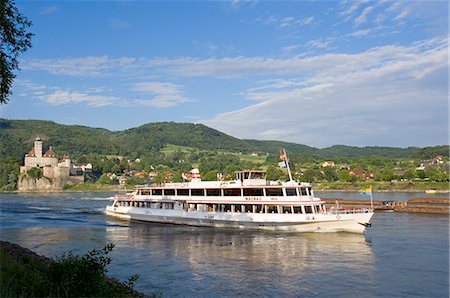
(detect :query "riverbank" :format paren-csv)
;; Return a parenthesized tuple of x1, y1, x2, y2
(0, 241, 150, 297)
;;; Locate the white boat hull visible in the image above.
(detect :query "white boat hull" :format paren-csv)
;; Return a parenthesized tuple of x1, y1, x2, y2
(105, 206, 373, 234)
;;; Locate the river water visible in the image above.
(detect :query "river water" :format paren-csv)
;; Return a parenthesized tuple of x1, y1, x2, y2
(0, 192, 448, 297)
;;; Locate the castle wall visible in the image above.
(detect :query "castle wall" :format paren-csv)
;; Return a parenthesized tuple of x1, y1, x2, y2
(25, 156, 58, 168)
(43, 166, 70, 179)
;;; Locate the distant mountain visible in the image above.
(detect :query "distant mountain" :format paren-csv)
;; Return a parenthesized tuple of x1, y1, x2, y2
(0, 118, 447, 160)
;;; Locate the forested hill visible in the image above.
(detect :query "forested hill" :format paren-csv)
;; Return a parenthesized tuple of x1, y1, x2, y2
(0, 119, 256, 159)
(0, 118, 448, 160)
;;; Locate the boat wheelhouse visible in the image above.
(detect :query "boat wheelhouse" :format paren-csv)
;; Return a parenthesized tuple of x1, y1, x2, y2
(106, 167, 374, 234)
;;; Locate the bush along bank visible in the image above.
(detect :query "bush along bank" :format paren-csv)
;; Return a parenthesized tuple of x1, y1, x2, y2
(0, 241, 154, 297)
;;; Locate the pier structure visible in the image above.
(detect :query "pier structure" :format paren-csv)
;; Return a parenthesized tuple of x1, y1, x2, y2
(323, 198, 449, 214)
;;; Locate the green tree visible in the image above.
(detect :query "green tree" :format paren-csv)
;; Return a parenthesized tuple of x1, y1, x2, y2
(125, 176, 146, 186)
(266, 165, 287, 181)
(323, 167, 338, 182)
(1, 0, 33, 104)
(97, 173, 117, 185)
(202, 170, 219, 181)
(338, 171, 356, 182)
(402, 169, 417, 180)
(27, 167, 42, 179)
(302, 169, 321, 183)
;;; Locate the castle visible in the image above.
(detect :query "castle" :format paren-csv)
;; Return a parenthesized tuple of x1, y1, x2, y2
(19, 137, 91, 191)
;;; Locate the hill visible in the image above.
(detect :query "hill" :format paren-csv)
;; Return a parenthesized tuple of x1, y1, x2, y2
(0, 119, 256, 159)
(0, 118, 448, 160)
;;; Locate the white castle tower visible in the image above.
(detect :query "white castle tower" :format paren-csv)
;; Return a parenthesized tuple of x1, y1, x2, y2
(23, 137, 58, 168)
(34, 137, 43, 158)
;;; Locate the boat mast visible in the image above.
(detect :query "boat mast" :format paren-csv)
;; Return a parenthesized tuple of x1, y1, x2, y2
(369, 185, 374, 210)
(281, 148, 294, 182)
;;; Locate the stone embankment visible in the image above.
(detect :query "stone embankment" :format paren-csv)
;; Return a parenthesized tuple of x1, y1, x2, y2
(18, 176, 84, 192)
(323, 198, 449, 214)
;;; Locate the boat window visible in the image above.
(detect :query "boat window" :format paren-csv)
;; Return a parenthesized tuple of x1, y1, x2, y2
(266, 188, 283, 196)
(244, 172, 250, 179)
(285, 188, 297, 196)
(152, 189, 162, 196)
(191, 189, 205, 196)
(223, 204, 232, 212)
(304, 205, 313, 214)
(315, 205, 321, 213)
(243, 188, 264, 196)
(255, 205, 263, 213)
(267, 205, 278, 213)
(224, 188, 241, 196)
(282, 206, 292, 213)
(164, 189, 175, 196)
(243, 205, 252, 212)
(164, 202, 174, 209)
(293, 206, 302, 214)
(233, 204, 243, 212)
(177, 189, 189, 196)
(300, 188, 307, 196)
(206, 189, 221, 196)
(141, 189, 151, 196)
(307, 187, 312, 195)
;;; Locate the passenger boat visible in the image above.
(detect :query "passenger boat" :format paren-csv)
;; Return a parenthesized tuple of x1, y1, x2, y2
(105, 152, 374, 234)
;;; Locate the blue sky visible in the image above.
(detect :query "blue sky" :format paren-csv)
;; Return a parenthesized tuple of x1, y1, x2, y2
(1, 0, 448, 148)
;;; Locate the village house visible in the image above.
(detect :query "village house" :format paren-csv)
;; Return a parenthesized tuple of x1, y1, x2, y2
(348, 168, 375, 180)
(321, 161, 335, 168)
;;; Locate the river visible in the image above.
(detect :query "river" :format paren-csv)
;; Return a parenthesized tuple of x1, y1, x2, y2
(0, 192, 448, 297)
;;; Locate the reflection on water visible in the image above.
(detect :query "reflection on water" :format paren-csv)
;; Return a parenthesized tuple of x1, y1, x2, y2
(1, 193, 448, 297)
(104, 220, 375, 297)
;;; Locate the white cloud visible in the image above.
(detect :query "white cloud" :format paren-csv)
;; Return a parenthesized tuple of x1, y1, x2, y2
(393, 9, 410, 22)
(340, 0, 363, 17)
(199, 38, 448, 147)
(109, 18, 132, 29)
(40, 5, 58, 15)
(38, 90, 121, 107)
(348, 29, 372, 37)
(306, 37, 336, 50)
(131, 82, 192, 108)
(23, 56, 137, 77)
(302, 16, 315, 25)
(354, 6, 373, 26)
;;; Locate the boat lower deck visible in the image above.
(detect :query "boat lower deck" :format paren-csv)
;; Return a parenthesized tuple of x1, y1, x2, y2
(105, 205, 373, 234)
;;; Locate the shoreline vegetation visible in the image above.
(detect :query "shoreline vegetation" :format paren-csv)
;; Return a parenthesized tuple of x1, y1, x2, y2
(2, 181, 448, 194)
(0, 241, 151, 298)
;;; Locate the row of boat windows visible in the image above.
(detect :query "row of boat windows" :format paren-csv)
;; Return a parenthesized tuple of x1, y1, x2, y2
(115, 201, 324, 214)
(136, 187, 312, 197)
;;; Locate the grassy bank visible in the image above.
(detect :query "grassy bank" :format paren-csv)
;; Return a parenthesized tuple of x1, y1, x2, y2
(314, 181, 449, 192)
(0, 241, 151, 297)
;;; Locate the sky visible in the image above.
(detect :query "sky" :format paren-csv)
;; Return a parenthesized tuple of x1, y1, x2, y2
(1, 0, 448, 148)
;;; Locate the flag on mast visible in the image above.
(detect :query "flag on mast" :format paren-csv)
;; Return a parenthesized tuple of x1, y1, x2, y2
(361, 185, 374, 210)
(360, 187, 372, 195)
(278, 150, 288, 168)
(279, 149, 294, 181)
